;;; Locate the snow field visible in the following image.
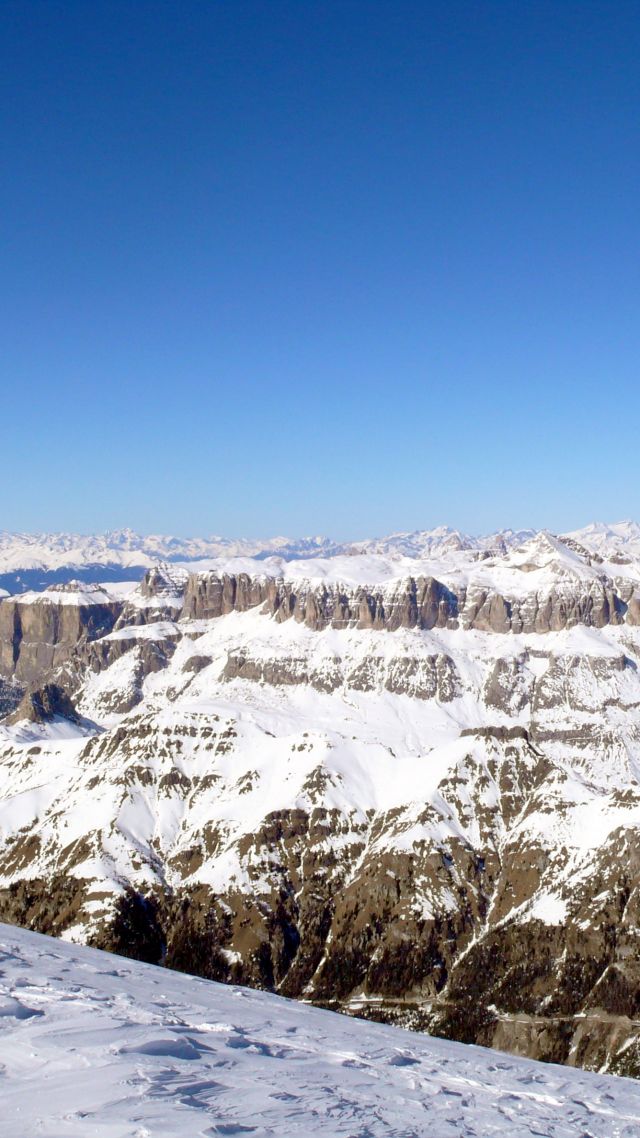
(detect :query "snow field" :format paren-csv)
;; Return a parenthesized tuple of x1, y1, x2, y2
(2, 924, 640, 1137)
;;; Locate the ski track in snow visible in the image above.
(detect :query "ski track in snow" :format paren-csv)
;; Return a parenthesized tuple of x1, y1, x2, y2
(1, 926, 640, 1137)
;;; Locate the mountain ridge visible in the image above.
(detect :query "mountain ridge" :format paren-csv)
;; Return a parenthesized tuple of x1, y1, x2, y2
(0, 520, 638, 594)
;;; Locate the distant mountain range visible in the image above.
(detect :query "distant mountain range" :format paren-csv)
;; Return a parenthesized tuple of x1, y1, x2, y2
(0, 529, 336, 593)
(2, 520, 640, 593)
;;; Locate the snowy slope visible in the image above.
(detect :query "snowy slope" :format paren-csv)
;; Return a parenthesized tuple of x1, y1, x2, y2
(564, 520, 640, 563)
(347, 525, 537, 557)
(2, 923, 640, 1138)
(2, 599, 640, 1069)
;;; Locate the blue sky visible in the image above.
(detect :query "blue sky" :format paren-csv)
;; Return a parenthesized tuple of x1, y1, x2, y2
(2, 1, 639, 539)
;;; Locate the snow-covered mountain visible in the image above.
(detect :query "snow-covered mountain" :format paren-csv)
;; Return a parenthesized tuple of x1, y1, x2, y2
(4, 925, 640, 1137)
(0, 529, 340, 593)
(3, 525, 640, 1076)
(346, 524, 538, 558)
(0, 521, 634, 594)
(564, 520, 640, 563)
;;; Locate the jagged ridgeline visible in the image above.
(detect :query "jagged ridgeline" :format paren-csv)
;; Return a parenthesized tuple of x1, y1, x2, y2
(3, 526, 640, 1076)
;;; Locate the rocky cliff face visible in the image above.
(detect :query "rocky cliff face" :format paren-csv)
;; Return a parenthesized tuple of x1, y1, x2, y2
(181, 572, 462, 631)
(181, 565, 630, 636)
(2, 534, 639, 691)
(0, 583, 122, 685)
(3, 531, 640, 1076)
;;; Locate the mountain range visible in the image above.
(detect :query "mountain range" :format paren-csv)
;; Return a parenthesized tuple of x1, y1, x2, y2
(2, 519, 640, 594)
(2, 521, 640, 1077)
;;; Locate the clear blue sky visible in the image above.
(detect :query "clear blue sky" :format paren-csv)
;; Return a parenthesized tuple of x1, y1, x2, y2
(2, 1, 639, 539)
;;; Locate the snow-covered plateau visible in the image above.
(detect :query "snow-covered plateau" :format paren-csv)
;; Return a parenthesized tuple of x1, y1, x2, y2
(2, 923, 640, 1138)
(3, 524, 640, 1076)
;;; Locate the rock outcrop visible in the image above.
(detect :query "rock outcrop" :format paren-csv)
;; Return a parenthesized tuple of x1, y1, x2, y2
(180, 569, 628, 635)
(7, 683, 79, 725)
(0, 584, 122, 685)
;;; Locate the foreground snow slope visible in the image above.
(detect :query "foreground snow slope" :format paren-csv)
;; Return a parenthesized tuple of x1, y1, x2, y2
(1, 925, 640, 1138)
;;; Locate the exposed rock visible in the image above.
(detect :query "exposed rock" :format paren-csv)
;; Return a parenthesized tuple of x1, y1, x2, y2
(7, 683, 79, 725)
(221, 650, 460, 700)
(483, 654, 533, 713)
(115, 564, 188, 629)
(0, 677, 24, 719)
(182, 654, 213, 674)
(0, 588, 122, 683)
(628, 593, 640, 625)
(179, 569, 633, 635)
(83, 626, 180, 674)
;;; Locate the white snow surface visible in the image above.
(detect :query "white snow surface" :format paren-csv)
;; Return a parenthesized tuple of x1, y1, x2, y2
(10, 581, 121, 606)
(2, 923, 640, 1138)
(565, 520, 640, 562)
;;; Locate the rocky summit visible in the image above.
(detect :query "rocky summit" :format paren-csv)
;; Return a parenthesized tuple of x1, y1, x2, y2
(3, 523, 640, 1077)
